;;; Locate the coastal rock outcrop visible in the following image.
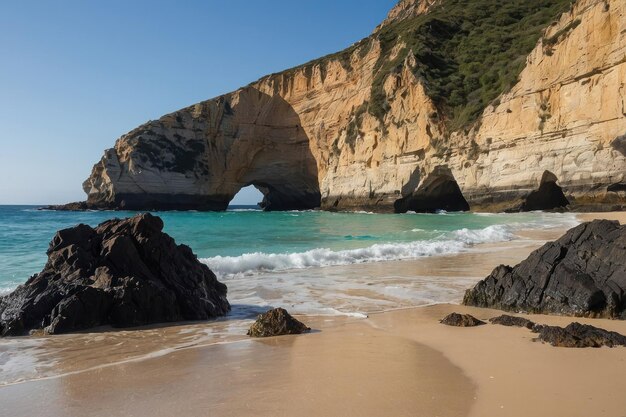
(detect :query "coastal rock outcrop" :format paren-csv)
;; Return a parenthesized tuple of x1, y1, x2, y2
(440, 313, 485, 327)
(64, 0, 625, 212)
(533, 322, 626, 348)
(247, 308, 311, 337)
(463, 220, 626, 319)
(0, 213, 230, 336)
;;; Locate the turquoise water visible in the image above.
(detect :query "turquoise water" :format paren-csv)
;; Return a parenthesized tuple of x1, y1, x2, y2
(0, 205, 579, 294)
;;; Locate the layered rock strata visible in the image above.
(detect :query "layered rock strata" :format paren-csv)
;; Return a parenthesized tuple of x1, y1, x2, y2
(463, 220, 626, 319)
(70, 0, 625, 212)
(0, 213, 230, 336)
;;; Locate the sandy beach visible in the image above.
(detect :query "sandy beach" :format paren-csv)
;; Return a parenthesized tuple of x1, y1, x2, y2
(1, 212, 626, 417)
(3, 0, 625, 414)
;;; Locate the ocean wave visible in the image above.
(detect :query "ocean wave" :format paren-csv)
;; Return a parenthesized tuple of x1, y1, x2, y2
(201, 224, 515, 278)
(0, 285, 17, 296)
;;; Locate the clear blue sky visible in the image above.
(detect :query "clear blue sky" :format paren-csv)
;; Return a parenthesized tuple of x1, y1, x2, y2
(0, 0, 396, 205)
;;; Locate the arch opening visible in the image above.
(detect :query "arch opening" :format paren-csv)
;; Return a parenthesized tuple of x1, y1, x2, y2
(228, 185, 264, 209)
(228, 182, 321, 212)
(253, 182, 320, 211)
(394, 167, 470, 213)
(520, 171, 569, 211)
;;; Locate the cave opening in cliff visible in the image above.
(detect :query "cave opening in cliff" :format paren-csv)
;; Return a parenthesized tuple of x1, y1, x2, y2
(520, 171, 569, 211)
(227, 185, 264, 209)
(394, 168, 470, 213)
(227, 182, 321, 212)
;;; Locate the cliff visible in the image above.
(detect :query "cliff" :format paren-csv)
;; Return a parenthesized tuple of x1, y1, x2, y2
(74, 0, 626, 212)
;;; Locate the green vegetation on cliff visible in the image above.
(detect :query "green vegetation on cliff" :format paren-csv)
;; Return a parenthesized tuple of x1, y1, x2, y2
(288, 0, 574, 135)
(370, 0, 574, 131)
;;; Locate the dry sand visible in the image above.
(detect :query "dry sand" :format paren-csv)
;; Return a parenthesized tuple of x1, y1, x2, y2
(1, 212, 626, 417)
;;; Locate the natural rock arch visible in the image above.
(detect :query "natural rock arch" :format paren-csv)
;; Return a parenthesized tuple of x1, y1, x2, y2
(81, 88, 321, 211)
(394, 166, 470, 213)
(233, 182, 320, 212)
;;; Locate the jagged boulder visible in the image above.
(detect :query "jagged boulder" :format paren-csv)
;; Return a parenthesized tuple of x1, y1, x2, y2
(464, 220, 626, 318)
(247, 308, 311, 337)
(0, 213, 230, 336)
(440, 313, 485, 327)
(489, 315, 535, 329)
(533, 322, 626, 348)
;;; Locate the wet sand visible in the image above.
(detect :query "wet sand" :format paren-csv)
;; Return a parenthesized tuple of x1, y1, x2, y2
(0, 316, 475, 417)
(1, 212, 625, 416)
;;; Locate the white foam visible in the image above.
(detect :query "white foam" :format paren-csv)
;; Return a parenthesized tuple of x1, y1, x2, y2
(450, 224, 515, 243)
(202, 224, 516, 279)
(0, 285, 18, 296)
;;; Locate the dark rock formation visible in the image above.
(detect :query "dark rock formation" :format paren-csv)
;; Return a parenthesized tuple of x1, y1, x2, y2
(40, 201, 96, 211)
(464, 220, 626, 318)
(533, 322, 626, 348)
(489, 315, 535, 329)
(247, 308, 311, 337)
(440, 312, 485, 327)
(0, 213, 230, 336)
(611, 133, 626, 157)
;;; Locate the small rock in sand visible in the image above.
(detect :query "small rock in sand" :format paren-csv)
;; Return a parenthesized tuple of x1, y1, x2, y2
(247, 308, 311, 337)
(533, 322, 626, 348)
(489, 315, 535, 329)
(440, 313, 486, 327)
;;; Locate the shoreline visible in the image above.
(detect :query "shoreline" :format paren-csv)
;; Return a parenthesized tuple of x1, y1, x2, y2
(4, 303, 626, 417)
(0, 211, 624, 416)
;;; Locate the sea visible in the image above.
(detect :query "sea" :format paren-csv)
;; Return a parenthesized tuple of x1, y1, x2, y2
(0, 205, 579, 318)
(0, 204, 584, 386)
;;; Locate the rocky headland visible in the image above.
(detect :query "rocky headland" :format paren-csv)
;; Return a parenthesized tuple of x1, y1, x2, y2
(53, 0, 625, 213)
(0, 213, 230, 336)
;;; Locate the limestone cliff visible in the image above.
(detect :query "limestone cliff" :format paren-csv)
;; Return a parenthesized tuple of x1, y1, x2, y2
(75, 0, 626, 212)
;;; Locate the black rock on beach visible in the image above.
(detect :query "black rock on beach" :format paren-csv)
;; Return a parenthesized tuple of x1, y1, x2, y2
(0, 213, 230, 336)
(247, 308, 311, 337)
(463, 220, 626, 319)
(440, 312, 486, 327)
(489, 315, 535, 329)
(533, 322, 626, 348)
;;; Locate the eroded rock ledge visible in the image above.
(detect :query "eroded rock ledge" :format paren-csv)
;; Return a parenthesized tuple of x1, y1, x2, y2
(0, 213, 230, 336)
(463, 220, 626, 319)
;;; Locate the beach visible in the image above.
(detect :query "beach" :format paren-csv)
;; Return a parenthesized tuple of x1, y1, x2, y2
(2, 0, 625, 414)
(0, 211, 624, 416)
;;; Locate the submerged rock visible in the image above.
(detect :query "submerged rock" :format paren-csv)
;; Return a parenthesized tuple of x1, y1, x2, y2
(247, 308, 311, 337)
(464, 220, 626, 318)
(0, 213, 230, 336)
(489, 315, 535, 329)
(440, 313, 485, 327)
(534, 322, 626, 348)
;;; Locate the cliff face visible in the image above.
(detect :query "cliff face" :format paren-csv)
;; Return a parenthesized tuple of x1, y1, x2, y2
(80, 0, 626, 212)
(454, 0, 626, 211)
